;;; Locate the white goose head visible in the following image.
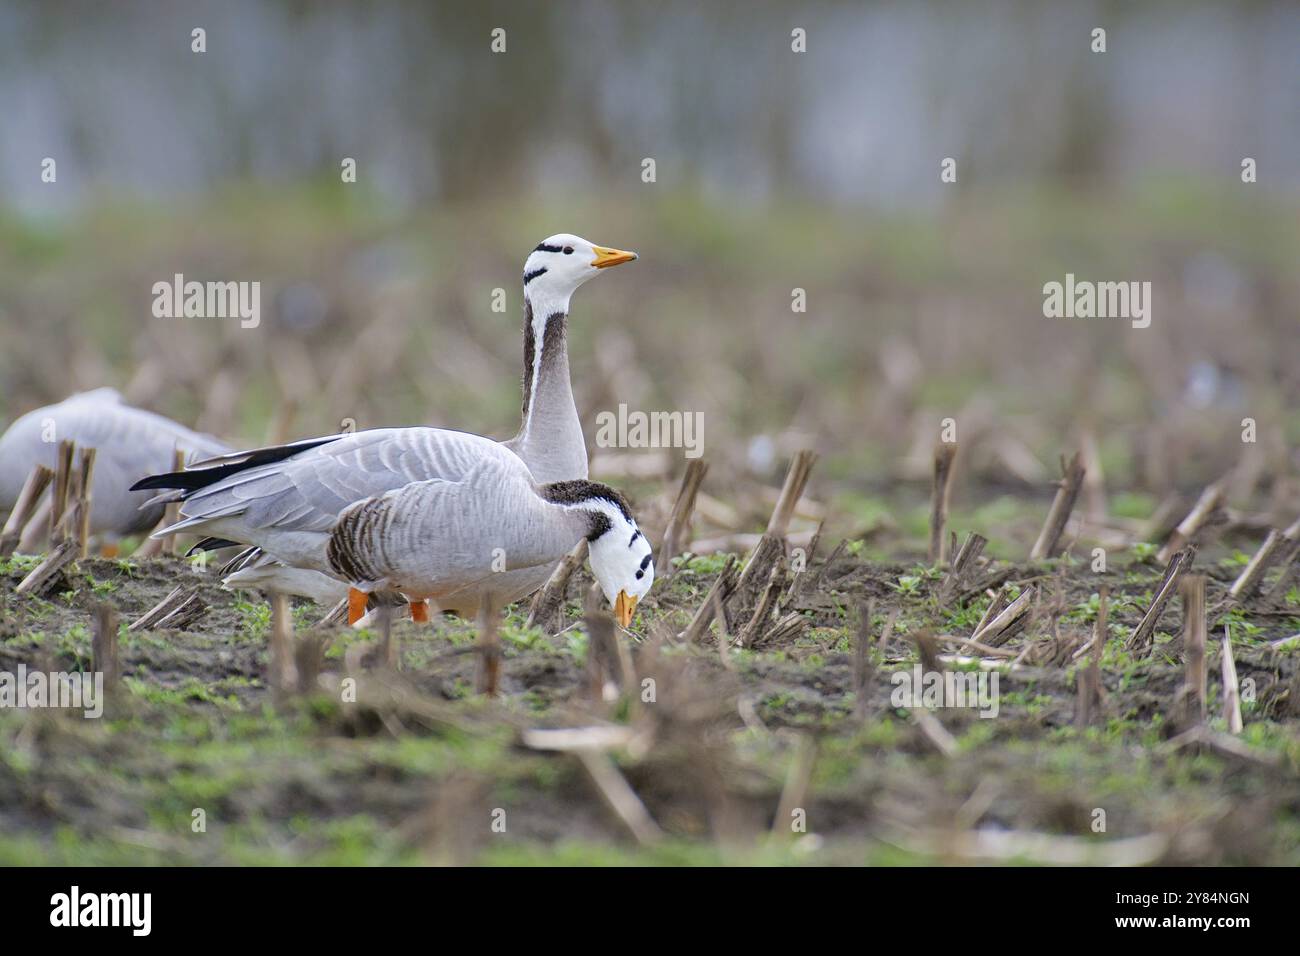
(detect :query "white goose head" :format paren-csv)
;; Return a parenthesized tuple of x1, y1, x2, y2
(541, 479, 655, 626)
(522, 234, 637, 312)
(590, 507, 655, 628)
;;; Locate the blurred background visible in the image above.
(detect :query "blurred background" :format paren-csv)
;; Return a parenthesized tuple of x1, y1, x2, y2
(1, 0, 1298, 556)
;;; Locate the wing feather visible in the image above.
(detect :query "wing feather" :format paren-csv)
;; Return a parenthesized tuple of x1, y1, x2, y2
(167, 427, 530, 568)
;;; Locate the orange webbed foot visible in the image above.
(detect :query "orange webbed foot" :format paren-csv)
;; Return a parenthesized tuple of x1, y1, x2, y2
(347, 587, 368, 626)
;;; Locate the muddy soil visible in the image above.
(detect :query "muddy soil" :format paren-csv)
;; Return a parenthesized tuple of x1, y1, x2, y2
(0, 547, 1297, 865)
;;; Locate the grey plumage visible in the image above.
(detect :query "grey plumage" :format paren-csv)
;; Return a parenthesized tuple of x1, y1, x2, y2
(0, 388, 230, 539)
(325, 455, 654, 618)
(325, 448, 592, 609)
(162, 428, 502, 560)
(178, 305, 587, 603)
(152, 427, 563, 612)
(136, 233, 636, 607)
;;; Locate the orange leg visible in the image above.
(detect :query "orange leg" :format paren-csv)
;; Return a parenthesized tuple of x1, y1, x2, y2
(409, 599, 430, 623)
(100, 543, 120, 559)
(347, 587, 368, 626)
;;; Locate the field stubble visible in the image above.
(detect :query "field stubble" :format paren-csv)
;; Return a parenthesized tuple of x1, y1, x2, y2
(1, 518, 1298, 865)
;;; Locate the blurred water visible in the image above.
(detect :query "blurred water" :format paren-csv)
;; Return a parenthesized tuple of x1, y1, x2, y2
(0, 0, 1297, 215)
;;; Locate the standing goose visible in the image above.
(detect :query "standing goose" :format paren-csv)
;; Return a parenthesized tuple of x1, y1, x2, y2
(135, 235, 637, 617)
(326, 447, 655, 626)
(0, 387, 230, 549)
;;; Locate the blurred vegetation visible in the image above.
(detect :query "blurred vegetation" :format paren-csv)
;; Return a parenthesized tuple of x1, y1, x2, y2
(2, 182, 1297, 535)
(2, 1, 1297, 545)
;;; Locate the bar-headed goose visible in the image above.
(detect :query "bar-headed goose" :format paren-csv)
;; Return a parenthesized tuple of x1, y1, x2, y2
(0, 387, 230, 548)
(326, 448, 654, 626)
(135, 235, 637, 615)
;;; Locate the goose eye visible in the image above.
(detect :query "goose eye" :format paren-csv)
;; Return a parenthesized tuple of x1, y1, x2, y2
(563, 246, 574, 255)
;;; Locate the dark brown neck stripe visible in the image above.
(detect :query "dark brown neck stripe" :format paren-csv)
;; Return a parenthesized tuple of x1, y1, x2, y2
(539, 479, 632, 521)
(520, 303, 568, 421)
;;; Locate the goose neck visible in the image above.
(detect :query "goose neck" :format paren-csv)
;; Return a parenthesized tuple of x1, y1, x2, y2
(513, 295, 587, 482)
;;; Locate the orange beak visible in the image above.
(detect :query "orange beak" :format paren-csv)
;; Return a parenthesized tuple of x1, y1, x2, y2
(591, 245, 638, 269)
(613, 590, 638, 628)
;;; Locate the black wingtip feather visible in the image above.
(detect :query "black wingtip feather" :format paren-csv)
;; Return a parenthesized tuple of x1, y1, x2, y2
(130, 469, 205, 493)
(130, 436, 340, 495)
(186, 537, 241, 556)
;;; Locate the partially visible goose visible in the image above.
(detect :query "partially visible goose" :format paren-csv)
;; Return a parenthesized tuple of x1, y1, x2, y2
(136, 235, 637, 613)
(327, 451, 655, 626)
(0, 387, 230, 549)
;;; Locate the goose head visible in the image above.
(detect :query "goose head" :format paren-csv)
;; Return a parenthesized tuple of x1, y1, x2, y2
(522, 234, 637, 311)
(589, 505, 655, 628)
(541, 479, 655, 626)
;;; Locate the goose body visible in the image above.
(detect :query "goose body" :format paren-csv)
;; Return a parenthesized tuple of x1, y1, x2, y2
(157, 428, 548, 612)
(327, 466, 655, 622)
(137, 234, 638, 608)
(0, 388, 230, 541)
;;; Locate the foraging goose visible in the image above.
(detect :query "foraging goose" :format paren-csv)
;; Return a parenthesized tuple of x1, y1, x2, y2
(135, 235, 637, 613)
(326, 449, 655, 626)
(0, 387, 230, 548)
